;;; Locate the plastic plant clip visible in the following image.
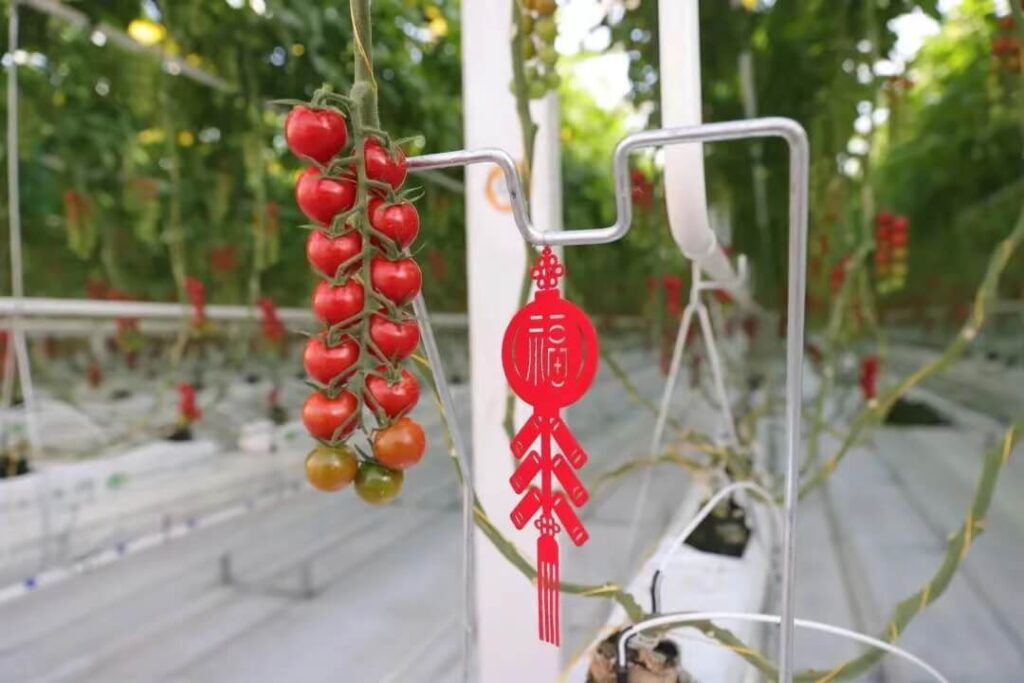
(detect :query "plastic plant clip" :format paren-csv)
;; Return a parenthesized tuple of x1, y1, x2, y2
(502, 247, 598, 645)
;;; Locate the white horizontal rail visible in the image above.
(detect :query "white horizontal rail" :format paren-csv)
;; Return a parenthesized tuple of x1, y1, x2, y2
(0, 297, 468, 328)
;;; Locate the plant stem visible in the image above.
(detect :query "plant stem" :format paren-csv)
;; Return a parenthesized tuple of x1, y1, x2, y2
(510, 0, 537, 193)
(795, 420, 1023, 682)
(1010, 1, 1024, 158)
(350, 0, 380, 129)
(800, 203, 1024, 498)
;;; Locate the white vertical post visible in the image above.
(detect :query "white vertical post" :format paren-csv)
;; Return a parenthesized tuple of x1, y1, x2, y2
(462, 1, 561, 681)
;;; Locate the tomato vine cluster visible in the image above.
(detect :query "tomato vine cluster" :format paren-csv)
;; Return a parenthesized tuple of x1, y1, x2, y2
(285, 96, 427, 505)
(874, 212, 909, 294)
(992, 15, 1022, 73)
(519, 0, 560, 99)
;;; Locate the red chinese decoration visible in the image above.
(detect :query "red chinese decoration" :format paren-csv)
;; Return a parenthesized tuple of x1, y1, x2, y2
(502, 247, 598, 646)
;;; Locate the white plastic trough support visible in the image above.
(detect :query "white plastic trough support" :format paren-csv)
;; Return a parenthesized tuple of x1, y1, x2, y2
(407, 115, 809, 682)
(0, 297, 467, 330)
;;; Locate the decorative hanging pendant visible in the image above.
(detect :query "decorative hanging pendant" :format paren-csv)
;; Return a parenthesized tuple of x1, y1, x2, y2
(502, 246, 599, 646)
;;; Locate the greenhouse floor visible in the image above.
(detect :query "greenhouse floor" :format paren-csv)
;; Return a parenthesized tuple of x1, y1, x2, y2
(0, 349, 1020, 682)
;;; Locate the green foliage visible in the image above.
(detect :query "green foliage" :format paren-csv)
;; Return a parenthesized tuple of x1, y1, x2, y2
(875, 0, 1024, 300)
(0, 0, 465, 308)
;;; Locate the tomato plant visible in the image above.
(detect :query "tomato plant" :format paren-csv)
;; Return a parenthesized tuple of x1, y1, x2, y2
(285, 30, 428, 503)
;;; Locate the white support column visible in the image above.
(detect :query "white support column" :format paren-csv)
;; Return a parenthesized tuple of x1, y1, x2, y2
(462, 1, 561, 681)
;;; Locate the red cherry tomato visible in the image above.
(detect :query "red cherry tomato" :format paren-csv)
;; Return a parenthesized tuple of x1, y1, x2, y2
(365, 367, 420, 418)
(369, 198, 420, 249)
(369, 314, 420, 361)
(305, 445, 358, 492)
(295, 167, 356, 226)
(355, 462, 403, 503)
(372, 417, 427, 470)
(364, 138, 408, 189)
(370, 256, 422, 305)
(285, 106, 348, 163)
(304, 334, 360, 385)
(302, 390, 358, 442)
(312, 280, 364, 326)
(307, 230, 363, 279)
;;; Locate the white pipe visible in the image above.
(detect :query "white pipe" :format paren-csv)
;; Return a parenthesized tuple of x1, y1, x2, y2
(658, 0, 739, 288)
(0, 297, 467, 329)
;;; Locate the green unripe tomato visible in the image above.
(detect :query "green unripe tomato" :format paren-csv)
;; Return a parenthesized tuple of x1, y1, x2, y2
(522, 37, 537, 60)
(534, 0, 557, 16)
(538, 44, 558, 67)
(521, 11, 535, 34)
(355, 462, 404, 504)
(305, 445, 358, 492)
(535, 17, 557, 43)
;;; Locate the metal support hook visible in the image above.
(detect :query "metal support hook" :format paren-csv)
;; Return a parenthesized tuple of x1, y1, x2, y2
(406, 116, 809, 681)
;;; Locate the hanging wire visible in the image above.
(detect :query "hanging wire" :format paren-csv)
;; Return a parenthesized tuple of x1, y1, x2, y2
(615, 611, 950, 683)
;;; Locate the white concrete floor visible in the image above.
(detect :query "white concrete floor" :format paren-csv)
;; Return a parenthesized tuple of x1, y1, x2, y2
(0, 348, 1021, 682)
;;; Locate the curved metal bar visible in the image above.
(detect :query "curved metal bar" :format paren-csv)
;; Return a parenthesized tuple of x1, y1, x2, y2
(613, 611, 950, 683)
(409, 117, 806, 248)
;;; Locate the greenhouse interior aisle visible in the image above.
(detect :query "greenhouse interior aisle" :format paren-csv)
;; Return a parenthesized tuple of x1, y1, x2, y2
(0, 346, 1020, 682)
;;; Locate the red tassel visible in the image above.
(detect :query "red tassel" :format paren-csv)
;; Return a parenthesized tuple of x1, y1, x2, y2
(537, 533, 560, 646)
(502, 248, 596, 646)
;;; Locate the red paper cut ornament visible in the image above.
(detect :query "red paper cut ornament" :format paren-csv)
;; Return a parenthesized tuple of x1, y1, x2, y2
(502, 247, 599, 646)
